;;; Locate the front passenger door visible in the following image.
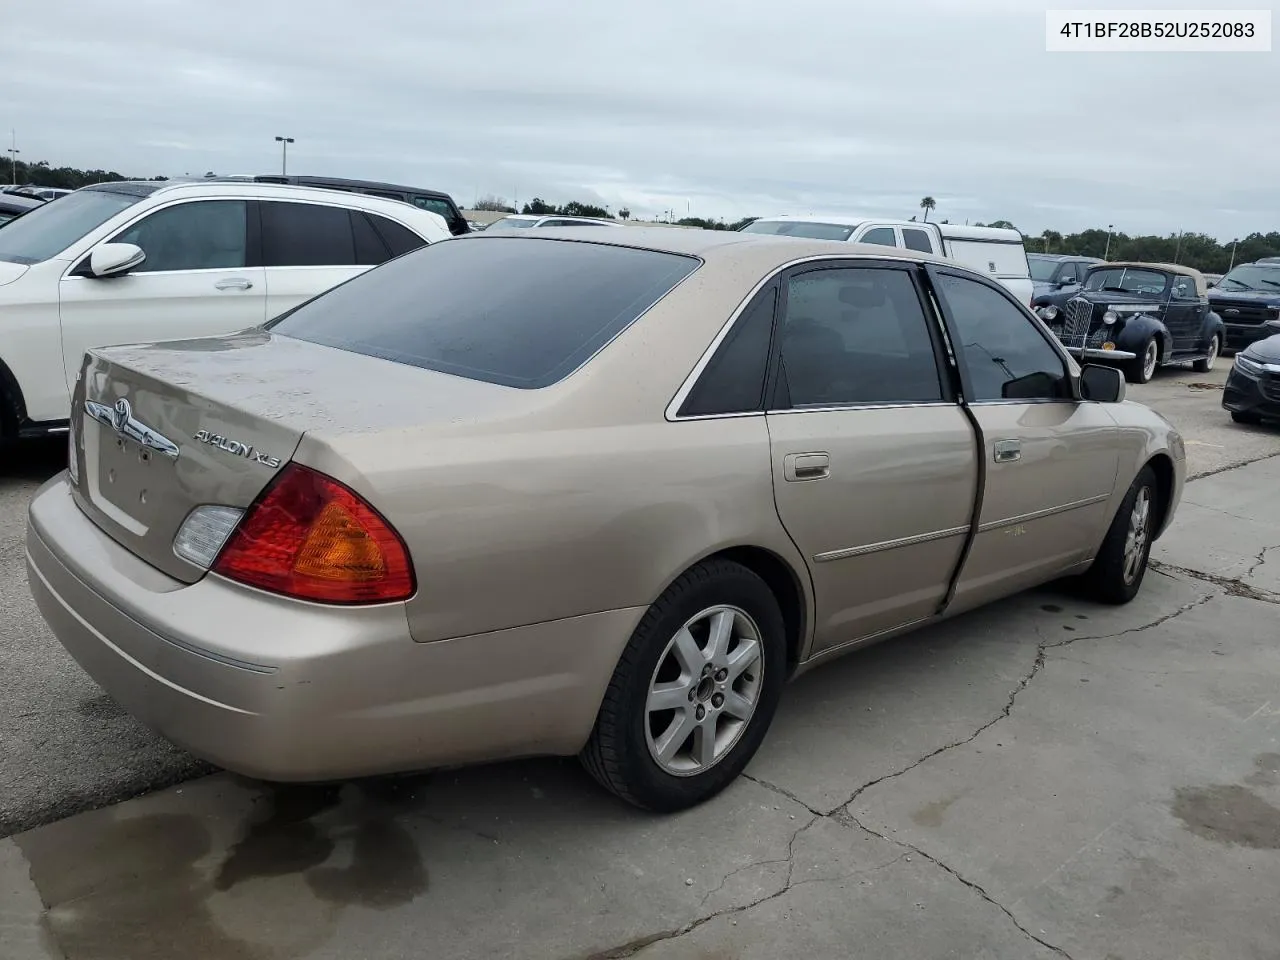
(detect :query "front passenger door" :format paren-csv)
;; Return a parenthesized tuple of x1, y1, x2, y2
(1167, 274, 1204, 353)
(927, 267, 1120, 613)
(57, 199, 265, 393)
(765, 262, 979, 654)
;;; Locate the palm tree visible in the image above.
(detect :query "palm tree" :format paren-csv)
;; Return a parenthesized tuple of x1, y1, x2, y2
(919, 196, 936, 222)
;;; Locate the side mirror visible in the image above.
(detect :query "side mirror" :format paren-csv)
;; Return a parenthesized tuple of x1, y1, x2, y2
(1057, 277, 1075, 287)
(1079, 364, 1125, 403)
(88, 242, 146, 278)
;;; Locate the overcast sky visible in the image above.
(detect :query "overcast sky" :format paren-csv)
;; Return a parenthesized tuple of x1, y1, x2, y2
(2, 0, 1274, 239)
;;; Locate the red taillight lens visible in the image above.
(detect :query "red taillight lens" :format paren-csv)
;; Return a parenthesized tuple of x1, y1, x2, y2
(212, 464, 415, 604)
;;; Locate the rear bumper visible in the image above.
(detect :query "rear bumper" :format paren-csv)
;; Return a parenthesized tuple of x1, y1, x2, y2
(26, 476, 642, 781)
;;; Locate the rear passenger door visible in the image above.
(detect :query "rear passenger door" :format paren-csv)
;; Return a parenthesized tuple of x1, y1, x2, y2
(765, 261, 979, 655)
(926, 266, 1120, 612)
(258, 201, 428, 319)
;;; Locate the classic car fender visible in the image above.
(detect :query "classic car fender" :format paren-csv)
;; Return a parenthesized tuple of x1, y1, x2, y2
(1112, 313, 1171, 358)
(1200, 310, 1227, 348)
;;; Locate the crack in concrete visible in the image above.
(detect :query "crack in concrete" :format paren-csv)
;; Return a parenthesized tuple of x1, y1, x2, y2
(838, 811, 1077, 960)
(1244, 543, 1280, 582)
(1187, 449, 1280, 481)
(1150, 560, 1280, 604)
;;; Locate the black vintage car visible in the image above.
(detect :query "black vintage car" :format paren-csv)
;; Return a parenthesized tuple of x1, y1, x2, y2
(1033, 262, 1225, 384)
(1223, 330, 1280, 425)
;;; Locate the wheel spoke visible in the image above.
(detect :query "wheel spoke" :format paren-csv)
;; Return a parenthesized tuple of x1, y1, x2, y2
(670, 627, 704, 675)
(707, 610, 734, 662)
(647, 680, 690, 714)
(652, 709, 695, 763)
(725, 637, 761, 683)
(722, 689, 754, 721)
(692, 716, 718, 767)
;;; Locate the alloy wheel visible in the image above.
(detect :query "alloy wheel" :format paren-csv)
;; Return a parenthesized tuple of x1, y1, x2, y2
(645, 605, 764, 776)
(1122, 486, 1152, 585)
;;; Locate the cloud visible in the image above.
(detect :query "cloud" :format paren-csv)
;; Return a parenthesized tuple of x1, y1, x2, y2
(1, 0, 1273, 239)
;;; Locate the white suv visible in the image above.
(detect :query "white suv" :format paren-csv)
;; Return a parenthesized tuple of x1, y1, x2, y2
(0, 180, 451, 440)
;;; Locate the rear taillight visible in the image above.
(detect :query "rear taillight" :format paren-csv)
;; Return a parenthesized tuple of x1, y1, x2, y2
(212, 464, 415, 604)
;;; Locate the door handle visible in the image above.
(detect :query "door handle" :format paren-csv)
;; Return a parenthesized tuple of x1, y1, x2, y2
(993, 439, 1021, 463)
(214, 278, 254, 291)
(783, 452, 830, 482)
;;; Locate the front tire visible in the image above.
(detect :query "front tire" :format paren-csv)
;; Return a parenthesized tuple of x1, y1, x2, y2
(1193, 335, 1220, 373)
(1126, 338, 1159, 384)
(580, 559, 787, 811)
(1080, 466, 1158, 605)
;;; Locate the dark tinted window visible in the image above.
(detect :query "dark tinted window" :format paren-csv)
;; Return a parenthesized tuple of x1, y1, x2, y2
(268, 237, 699, 389)
(936, 273, 1068, 401)
(777, 267, 943, 407)
(115, 200, 246, 272)
(351, 211, 391, 265)
(681, 286, 777, 417)
(369, 214, 428, 257)
(901, 228, 934, 253)
(859, 227, 897, 246)
(261, 201, 355, 267)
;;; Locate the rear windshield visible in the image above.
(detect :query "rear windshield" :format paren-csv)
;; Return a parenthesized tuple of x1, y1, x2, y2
(740, 220, 855, 241)
(267, 236, 700, 389)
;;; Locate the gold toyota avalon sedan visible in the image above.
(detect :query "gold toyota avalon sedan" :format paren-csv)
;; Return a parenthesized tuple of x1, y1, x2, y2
(26, 228, 1186, 811)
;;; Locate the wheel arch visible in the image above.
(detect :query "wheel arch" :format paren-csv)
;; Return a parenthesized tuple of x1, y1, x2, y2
(0, 355, 28, 439)
(1144, 452, 1176, 541)
(656, 545, 811, 676)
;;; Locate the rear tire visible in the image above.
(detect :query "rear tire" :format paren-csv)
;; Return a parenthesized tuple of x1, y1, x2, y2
(580, 558, 787, 812)
(1231, 410, 1263, 425)
(1126, 338, 1159, 384)
(1193, 335, 1220, 373)
(1080, 466, 1158, 605)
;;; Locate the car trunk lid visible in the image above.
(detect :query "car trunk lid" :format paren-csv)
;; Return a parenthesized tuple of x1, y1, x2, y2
(70, 329, 527, 582)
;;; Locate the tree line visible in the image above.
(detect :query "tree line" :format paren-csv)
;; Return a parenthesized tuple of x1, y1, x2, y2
(9, 161, 1275, 273)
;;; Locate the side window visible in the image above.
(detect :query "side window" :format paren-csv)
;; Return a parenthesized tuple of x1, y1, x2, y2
(858, 227, 897, 247)
(113, 200, 246, 273)
(368, 214, 428, 258)
(901, 228, 934, 253)
(680, 286, 777, 417)
(412, 197, 454, 220)
(935, 273, 1069, 402)
(776, 267, 944, 407)
(1171, 275, 1198, 300)
(1058, 264, 1077, 284)
(351, 211, 392, 265)
(260, 202, 356, 267)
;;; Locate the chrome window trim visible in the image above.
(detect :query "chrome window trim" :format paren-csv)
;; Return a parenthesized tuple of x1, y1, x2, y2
(977, 493, 1110, 534)
(665, 252, 978, 422)
(813, 525, 970, 564)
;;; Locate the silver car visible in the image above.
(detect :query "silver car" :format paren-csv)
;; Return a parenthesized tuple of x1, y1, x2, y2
(27, 228, 1185, 811)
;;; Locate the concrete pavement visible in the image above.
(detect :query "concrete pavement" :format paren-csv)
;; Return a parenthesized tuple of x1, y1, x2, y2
(4, 448, 1279, 959)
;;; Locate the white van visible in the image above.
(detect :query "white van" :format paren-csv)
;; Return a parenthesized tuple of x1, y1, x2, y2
(741, 216, 1034, 307)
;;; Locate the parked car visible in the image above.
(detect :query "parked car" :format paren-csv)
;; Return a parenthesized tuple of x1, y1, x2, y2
(0, 180, 450, 443)
(742, 216, 1034, 306)
(1207, 261, 1280, 353)
(27, 230, 1185, 812)
(1034, 262, 1224, 383)
(1223, 330, 1280, 425)
(15, 186, 73, 202)
(486, 213, 621, 229)
(243, 175, 471, 236)
(0, 192, 43, 224)
(1029, 253, 1102, 298)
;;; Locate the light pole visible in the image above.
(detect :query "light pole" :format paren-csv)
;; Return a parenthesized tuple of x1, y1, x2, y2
(1229, 238, 1239, 271)
(1103, 224, 1114, 260)
(6, 130, 18, 185)
(274, 136, 294, 176)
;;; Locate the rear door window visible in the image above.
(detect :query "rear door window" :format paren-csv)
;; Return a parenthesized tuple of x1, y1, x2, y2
(901, 228, 935, 253)
(260, 201, 356, 267)
(351, 211, 392, 265)
(368, 214, 428, 257)
(268, 237, 700, 389)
